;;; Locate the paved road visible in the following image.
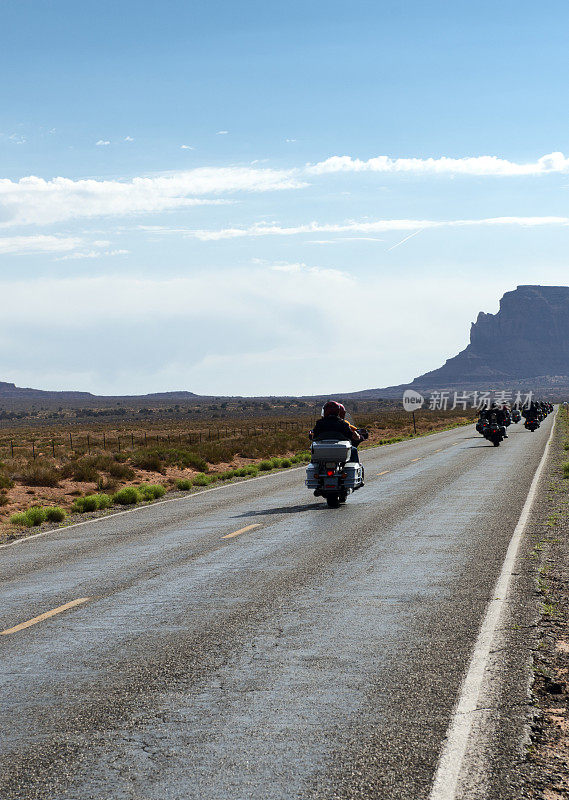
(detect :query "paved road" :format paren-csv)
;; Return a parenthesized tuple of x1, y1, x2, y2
(0, 416, 555, 800)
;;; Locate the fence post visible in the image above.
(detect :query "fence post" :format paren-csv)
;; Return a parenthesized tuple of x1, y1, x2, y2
(131, 433, 134, 448)
(118, 436, 121, 452)
(103, 432, 106, 449)
(87, 434, 91, 454)
(52, 439, 55, 457)
(32, 441, 36, 460)
(144, 432, 147, 447)
(10, 440, 13, 457)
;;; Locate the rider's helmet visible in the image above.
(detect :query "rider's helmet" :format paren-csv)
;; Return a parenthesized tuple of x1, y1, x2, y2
(322, 400, 346, 418)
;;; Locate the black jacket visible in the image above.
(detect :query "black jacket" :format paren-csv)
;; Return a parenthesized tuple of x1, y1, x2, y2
(312, 416, 358, 442)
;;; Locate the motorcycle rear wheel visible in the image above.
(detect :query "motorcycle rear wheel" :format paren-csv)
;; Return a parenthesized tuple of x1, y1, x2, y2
(326, 493, 340, 508)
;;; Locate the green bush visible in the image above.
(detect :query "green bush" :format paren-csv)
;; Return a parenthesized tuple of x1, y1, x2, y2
(280, 458, 292, 468)
(258, 460, 273, 471)
(72, 493, 113, 513)
(138, 483, 166, 501)
(113, 486, 141, 505)
(563, 461, 569, 478)
(45, 506, 66, 522)
(246, 466, 259, 476)
(176, 479, 192, 490)
(9, 512, 31, 527)
(26, 506, 47, 526)
(0, 493, 9, 507)
(192, 473, 212, 486)
(74, 495, 99, 512)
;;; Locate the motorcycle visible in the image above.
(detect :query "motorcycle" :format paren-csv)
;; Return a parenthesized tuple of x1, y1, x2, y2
(511, 410, 521, 424)
(306, 429, 369, 508)
(484, 420, 506, 446)
(476, 417, 489, 435)
(525, 418, 540, 432)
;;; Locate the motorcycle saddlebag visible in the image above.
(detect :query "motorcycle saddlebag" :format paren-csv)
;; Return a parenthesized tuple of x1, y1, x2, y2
(305, 463, 319, 488)
(311, 439, 352, 463)
(343, 462, 362, 488)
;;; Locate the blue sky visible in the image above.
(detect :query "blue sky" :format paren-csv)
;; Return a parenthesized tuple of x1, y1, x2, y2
(2, 0, 569, 395)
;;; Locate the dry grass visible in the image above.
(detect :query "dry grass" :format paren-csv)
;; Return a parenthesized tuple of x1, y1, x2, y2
(0, 408, 474, 533)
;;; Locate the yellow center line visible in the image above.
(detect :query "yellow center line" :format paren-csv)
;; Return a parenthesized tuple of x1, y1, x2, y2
(222, 523, 262, 540)
(434, 448, 443, 453)
(377, 470, 390, 476)
(1, 597, 90, 635)
(410, 457, 421, 462)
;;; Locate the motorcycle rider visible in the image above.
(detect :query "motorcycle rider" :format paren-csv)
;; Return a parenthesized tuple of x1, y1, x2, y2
(488, 402, 508, 437)
(310, 400, 364, 468)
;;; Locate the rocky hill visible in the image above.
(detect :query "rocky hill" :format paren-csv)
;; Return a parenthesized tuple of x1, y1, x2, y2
(352, 285, 569, 399)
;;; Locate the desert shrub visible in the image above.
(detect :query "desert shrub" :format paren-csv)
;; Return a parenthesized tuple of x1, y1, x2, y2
(176, 479, 192, 490)
(113, 486, 141, 505)
(192, 473, 212, 487)
(94, 493, 113, 509)
(246, 466, 259, 476)
(96, 476, 118, 492)
(9, 512, 31, 527)
(26, 506, 47, 526)
(20, 461, 60, 487)
(45, 506, 66, 522)
(108, 462, 135, 480)
(133, 447, 207, 473)
(138, 483, 166, 501)
(563, 461, 569, 478)
(0, 472, 13, 490)
(61, 458, 99, 483)
(258, 460, 273, 471)
(73, 495, 97, 512)
(113, 452, 128, 463)
(0, 493, 9, 507)
(280, 458, 292, 468)
(130, 451, 164, 473)
(73, 493, 113, 513)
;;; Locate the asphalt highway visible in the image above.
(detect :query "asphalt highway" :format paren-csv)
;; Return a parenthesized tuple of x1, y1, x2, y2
(0, 416, 555, 800)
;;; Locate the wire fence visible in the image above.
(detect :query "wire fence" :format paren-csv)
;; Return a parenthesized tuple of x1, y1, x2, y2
(0, 419, 314, 460)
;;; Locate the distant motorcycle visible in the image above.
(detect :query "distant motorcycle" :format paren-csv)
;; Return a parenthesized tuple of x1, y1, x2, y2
(525, 418, 540, 432)
(306, 429, 369, 508)
(511, 410, 521, 424)
(476, 418, 489, 435)
(484, 419, 506, 446)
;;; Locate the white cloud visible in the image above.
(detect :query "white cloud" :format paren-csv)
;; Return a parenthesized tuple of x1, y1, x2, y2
(187, 215, 569, 241)
(0, 167, 305, 227)
(96, 140, 110, 146)
(55, 248, 129, 261)
(9, 134, 26, 145)
(180, 144, 194, 150)
(306, 151, 569, 176)
(124, 136, 134, 142)
(285, 138, 297, 143)
(0, 235, 83, 255)
(216, 130, 229, 135)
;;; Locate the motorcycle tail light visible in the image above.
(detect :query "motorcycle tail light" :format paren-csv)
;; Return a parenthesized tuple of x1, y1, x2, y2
(327, 469, 334, 477)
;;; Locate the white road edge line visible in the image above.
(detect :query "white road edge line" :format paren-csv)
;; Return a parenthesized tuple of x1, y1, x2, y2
(428, 411, 558, 800)
(0, 423, 473, 551)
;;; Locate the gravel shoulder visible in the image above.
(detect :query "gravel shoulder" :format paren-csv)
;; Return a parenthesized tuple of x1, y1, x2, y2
(513, 408, 569, 799)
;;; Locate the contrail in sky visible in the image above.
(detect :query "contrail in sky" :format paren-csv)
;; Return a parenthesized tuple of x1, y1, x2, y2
(386, 228, 424, 251)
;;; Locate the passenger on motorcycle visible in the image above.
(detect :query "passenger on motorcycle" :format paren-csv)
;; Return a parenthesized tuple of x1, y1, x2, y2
(310, 401, 363, 464)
